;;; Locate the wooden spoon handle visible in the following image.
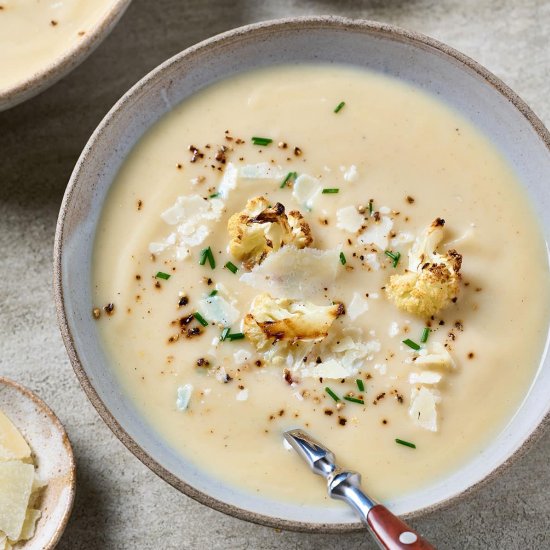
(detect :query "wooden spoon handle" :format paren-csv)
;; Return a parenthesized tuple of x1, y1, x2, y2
(367, 505, 436, 550)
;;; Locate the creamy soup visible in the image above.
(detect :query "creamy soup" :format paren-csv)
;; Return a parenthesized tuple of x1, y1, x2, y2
(0, 0, 117, 92)
(92, 65, 549, 506)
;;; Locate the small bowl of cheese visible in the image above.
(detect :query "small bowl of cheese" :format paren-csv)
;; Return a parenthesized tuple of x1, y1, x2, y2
(0, 0, 132, 111)
(0, 377, 75, 549)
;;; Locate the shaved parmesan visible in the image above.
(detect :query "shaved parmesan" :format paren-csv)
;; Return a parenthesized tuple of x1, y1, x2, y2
(240, 245, 340, 300)
(218, 162, 238, 198)
(150, 195, 224, 260)
(17, 508, 41, 542)
(0, 461, 35, 540)
(409, 371, 442, 385)
(0, 411, 30, 462)
(198, 295, 240, 326)
(388, 322, 399, 337)
(341, 165, 358, 182)
(336, 206, 364, 233)
(239, 163, 285, 180)
(414, 342, 456, 369)
(236, 389, 249, 401)
(364, 252, 380, 271)
(292, 174, 321, 209)
(358, 216, 393, 250)
(347, 292, 369, 321)
(409, 387, 438, 431)
(233, 349, 250, 365)
(390, 232, 415, 247)
(301, 359, 351, 379)
(176, 384, 193, 411)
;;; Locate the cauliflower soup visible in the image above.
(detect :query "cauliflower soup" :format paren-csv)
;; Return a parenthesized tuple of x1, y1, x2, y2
(0, 0, 117, 93)
(92, 65, 549, 505)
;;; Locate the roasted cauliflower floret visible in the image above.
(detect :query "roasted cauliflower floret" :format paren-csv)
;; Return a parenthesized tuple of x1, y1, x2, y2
(228, 197, 312, 269)
(385, 218, 462, 318)
(243, 292, 344, 351)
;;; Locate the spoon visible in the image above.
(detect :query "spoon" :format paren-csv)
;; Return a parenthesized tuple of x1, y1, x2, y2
(284, 429, 436, 549)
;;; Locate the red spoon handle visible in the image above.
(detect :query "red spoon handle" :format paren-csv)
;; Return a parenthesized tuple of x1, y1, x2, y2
(367, 505, 436, 550)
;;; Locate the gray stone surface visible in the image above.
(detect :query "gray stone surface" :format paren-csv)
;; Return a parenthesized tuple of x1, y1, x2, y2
(1, 0, 549, 548)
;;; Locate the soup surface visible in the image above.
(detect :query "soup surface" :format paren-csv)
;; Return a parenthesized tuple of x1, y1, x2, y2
(0, 0, 117, 92)
(92, 65, 549, 506)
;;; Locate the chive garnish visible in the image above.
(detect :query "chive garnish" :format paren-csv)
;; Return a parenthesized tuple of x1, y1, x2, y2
(344, 396, 365, 405)
(225, 261, 238, 274)
(339, 252, 347, 265)
(227, 332, 245, 341)
(322, 188, 339, 194)
(384, 250, 401, 268)
(155, 271, 170, 280)
(209, 193, 220, 198)
(280, 171, 298, 188)
(369, 199, 373, 215)
(356, 379, 365, 392)
(220, 327, 230, 341)
(395, 438, 416, 449)
(209, 290, 218, 297)
(325, 387, 340, 402)
(420, 327, 430, 343)
(403, 338, 421, 351)
(199, 246, 215, 269)
(251, 136, 272, 146)
(193, 312, 209, 327)
(334, 101, 346, 113)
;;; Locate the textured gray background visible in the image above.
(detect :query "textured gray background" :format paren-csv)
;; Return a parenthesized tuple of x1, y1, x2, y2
(1, 1, 549, 548)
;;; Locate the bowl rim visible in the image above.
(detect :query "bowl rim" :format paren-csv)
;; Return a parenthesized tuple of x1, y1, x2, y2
(0, 376, 76, 548)
(0, 0, 132, 110)
(53, 15, 550, 534)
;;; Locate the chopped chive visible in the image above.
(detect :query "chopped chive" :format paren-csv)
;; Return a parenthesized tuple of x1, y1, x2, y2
(155, 271, 170, 280)
(227, 332, 245, 341)
(356, 379, 365, 392)
(369, 199, 373, 215)
(207, 248, 215, 269)
(339, 252, 347, 265)
(220, 327, 230, 341)
(322, 188, 339, 194)
(384, 250, 401, 268)
(403, 338, 421, 351)
(395, 438, 416, 449)
(209, 290, 218, 297)
(225, 261, 238, 274)
(199, 248, 208, 266)
(334, 101, 346, 113)
(344, 396, 365, 405)
(420, 327, 430, 343)
(251, 136, 272, 146)
(280, 171, 298, 188)
(325, 387, 340, 402)
(193, 312, 209, 327)
(209, 193, 220, 198)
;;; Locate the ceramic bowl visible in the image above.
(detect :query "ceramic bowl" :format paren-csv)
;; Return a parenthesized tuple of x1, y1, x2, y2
(54, 17, 550, 532)
(0, 378, 76, 548)
(0, 0, 131, 111)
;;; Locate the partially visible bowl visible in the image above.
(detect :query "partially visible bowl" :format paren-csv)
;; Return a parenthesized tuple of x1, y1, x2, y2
(54, 17, 550, 532)
(0, 377, 76, 548)
(0, 0, 131, 111)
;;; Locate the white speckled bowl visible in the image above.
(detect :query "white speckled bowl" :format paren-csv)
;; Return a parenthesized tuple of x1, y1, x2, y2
(54, 17, 550, 532)
(0, 0, 131, 111)
(0, 378, 75, 548)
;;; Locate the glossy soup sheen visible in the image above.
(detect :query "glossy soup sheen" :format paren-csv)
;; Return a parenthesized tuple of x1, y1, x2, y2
(92, 65, 549, 506)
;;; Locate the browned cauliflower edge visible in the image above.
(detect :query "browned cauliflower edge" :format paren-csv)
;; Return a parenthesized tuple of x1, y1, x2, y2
(385, 218, 462, 318)
(243, 292, 344, 351)
(227, 197, 312, 269)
